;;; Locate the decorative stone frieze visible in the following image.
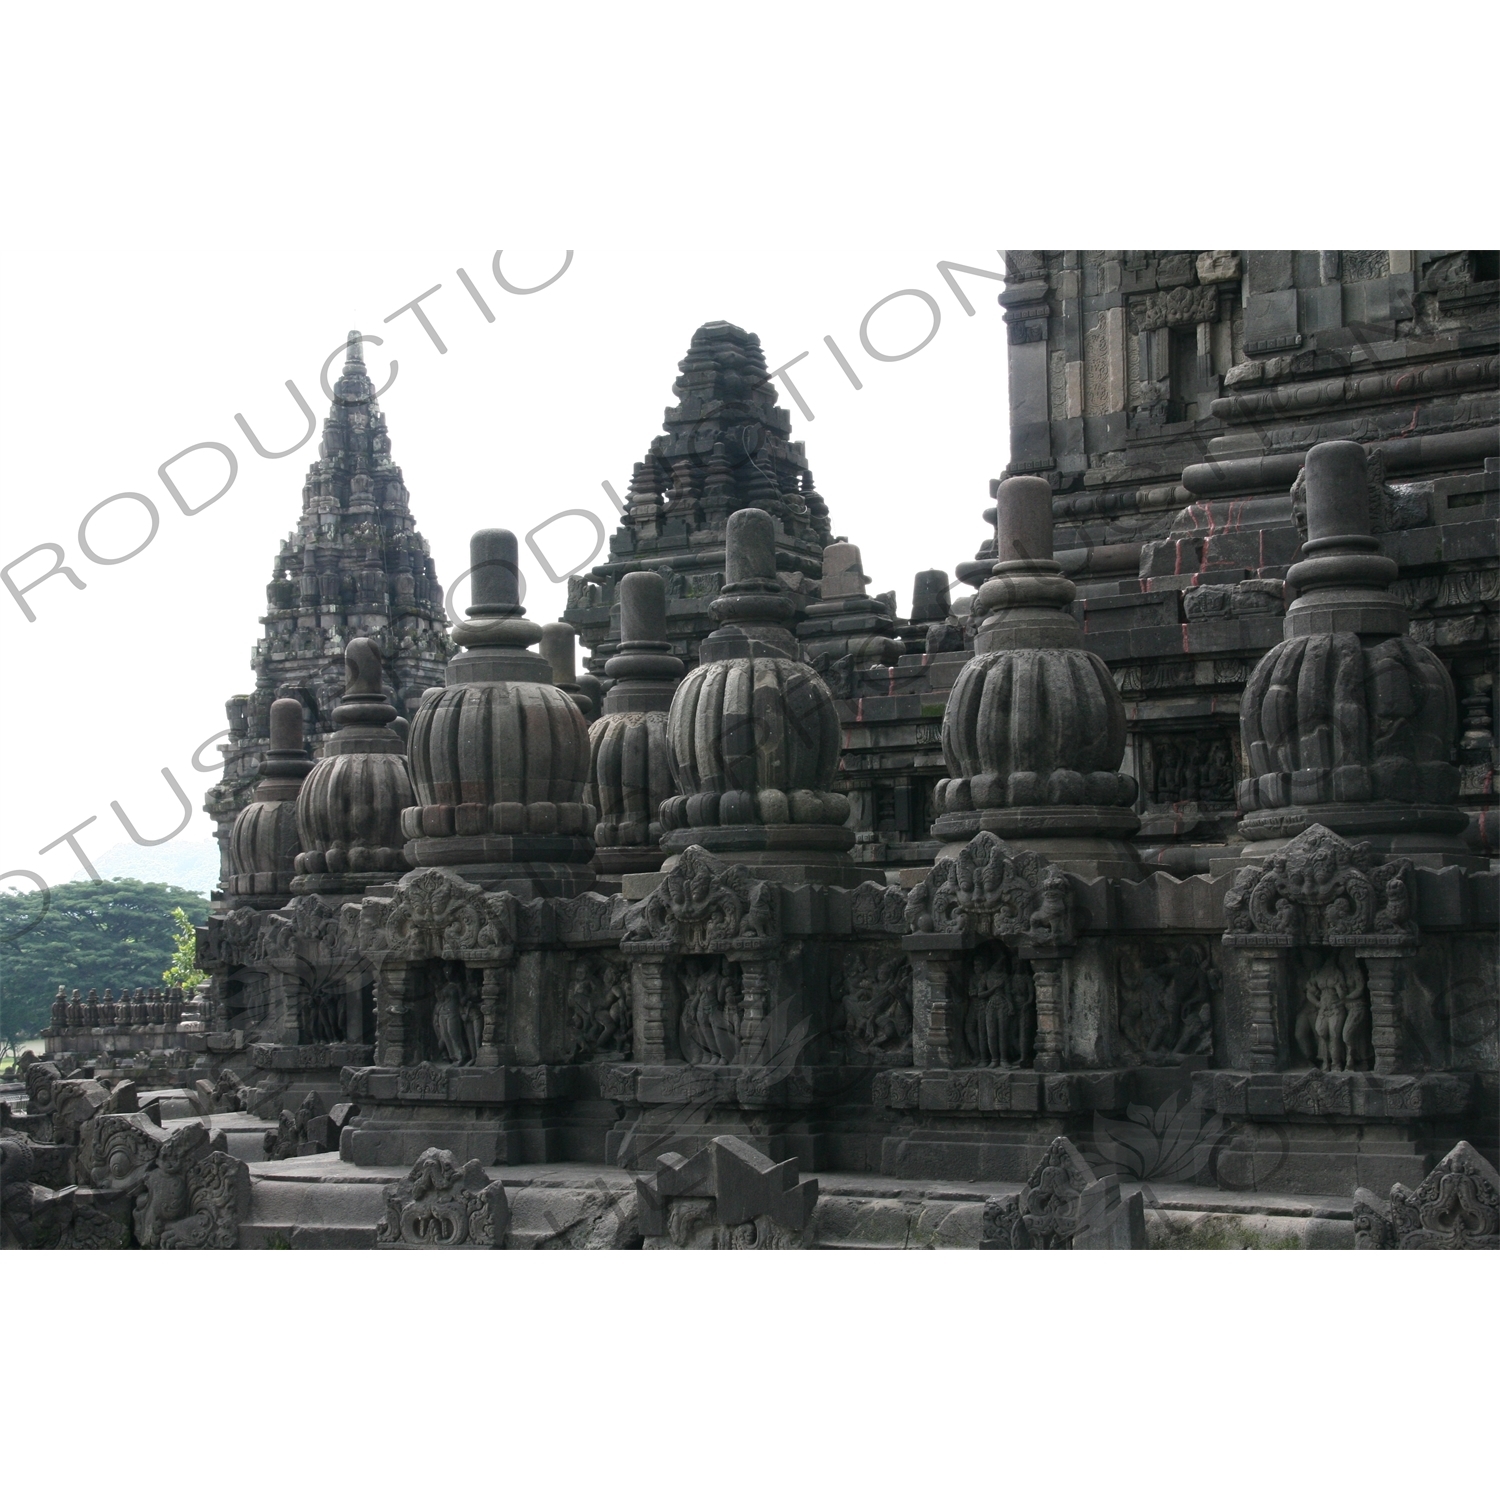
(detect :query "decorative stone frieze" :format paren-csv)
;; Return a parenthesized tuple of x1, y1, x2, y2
(375, 1147, 510, 1249)
(1352, 1140, 1499, 1249)
(980, 1135, 1145, 1249)
(1222, 823, 1418, 949)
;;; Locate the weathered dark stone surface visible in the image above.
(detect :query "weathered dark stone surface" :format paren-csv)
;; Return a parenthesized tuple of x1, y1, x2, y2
(19, 273, 1495, 1250)
(563, 321, 835, 674)
(403, 529, 596, 896)
(658, 508, 857, 886)
(206, 332, 453, 888)
(586, 571, 682, 875)
(291, 638, 413, 896)
(225, 698, 314, 906)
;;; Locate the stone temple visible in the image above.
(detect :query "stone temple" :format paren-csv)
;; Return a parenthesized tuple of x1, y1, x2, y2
(4, 251, 1497, 1252)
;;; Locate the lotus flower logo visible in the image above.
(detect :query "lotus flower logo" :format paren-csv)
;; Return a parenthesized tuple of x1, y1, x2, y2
(1087, 1092, 1227, 1184)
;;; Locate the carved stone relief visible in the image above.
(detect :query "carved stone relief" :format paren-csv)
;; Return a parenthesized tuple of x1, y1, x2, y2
(1117, 941, 1219, 1064)
(830, 946, 913, 1063)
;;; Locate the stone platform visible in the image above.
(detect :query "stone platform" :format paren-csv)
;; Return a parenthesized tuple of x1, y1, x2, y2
(237, 1152, 1357, 1250)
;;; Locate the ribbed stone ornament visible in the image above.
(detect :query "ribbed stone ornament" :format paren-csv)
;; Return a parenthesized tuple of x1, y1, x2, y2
(292, 639, 414, 895)
(226, 697, 313, 906)
(659, 506, 857, 885)
(587, 570, 683, 876)
(541, 621, 599, 722)
(1238, 440, 1466, 856)
(932, 475, 1139, 872)
(402, 528, 596, 895)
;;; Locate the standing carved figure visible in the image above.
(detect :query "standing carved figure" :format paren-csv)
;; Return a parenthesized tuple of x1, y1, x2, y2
(434, 966, 470, 1065)
(1297, 952, 1366, 1072)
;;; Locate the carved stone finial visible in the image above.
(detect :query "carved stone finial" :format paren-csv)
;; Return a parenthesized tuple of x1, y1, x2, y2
(400, 529, 596, 896)
(1237, 441, 1465, 855)
(468, 528, 523, 617)
(540, 622, 596, 721)
(931, 481, 1138, 873)
(659, 511, 857, 885)
(820, 542, 868, 601)
(226, 697, 315, 905)
(589, 572, 686, 874)
(292, 640, 412, 897)
(910, 568, 952, 623)
(799, 542, 901, 677)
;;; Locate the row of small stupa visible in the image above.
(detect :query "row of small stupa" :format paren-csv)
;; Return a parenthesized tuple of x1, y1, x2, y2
(222, 435, 1467, 906)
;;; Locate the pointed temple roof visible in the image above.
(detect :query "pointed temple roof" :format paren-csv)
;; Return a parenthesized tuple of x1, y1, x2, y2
(563, 321, 840, 673)
(204, 333, 453, 887)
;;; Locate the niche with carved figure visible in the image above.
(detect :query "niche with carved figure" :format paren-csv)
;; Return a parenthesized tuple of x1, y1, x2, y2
(674, 955, 743, 1064)
(829, 944, 913, 1064)
(1290, 949, 1373, 1074)
(408, 960, 485, 1067)
(959, 943, 1035, 1069)
(562, 952, 632, 1063)
(1117, 940, 1219, 1065)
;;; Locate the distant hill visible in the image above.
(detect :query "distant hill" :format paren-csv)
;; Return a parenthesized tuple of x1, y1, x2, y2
(68, 840, 221, 898)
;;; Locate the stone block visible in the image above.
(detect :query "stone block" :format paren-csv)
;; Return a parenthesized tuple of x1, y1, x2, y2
(1245, 251, 1294, 295)
(1245, 290, 1300, 351)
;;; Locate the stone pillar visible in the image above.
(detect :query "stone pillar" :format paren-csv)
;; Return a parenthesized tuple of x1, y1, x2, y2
(402, 529, 597, 897)
(1359, 952, 1406, 1075)
(799, 541, 902, 667)
(376, 961, 411, 1068)
(1237, 439, 1467, 859)
(477, 967, 505, 1068)
(292, 640, 413, 898)
(587, 571, 684, 877)
(541, 621, 598, 721)
(736, 959, 772, 1065)
(910, 952, 965, 1068)
(1240, 949, 1284, 1072)
(632, 958, 677, 1063)
(1029, 956, 1066, 1073)
(226, 697, 314, 909)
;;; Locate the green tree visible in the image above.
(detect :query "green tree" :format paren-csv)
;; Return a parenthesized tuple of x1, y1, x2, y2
(0, 879, 210, 1046)
(162, 905, 208, 992)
